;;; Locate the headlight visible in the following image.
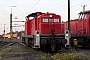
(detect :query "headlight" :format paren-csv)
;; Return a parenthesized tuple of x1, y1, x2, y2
(66, 34, 69, 37)
(36, 34, 39, 37)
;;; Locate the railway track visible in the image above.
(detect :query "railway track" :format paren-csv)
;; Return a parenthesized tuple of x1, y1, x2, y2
(0, 39, 53, 60)
(0, 39, 26, 49)
(0, 39, 90, 60)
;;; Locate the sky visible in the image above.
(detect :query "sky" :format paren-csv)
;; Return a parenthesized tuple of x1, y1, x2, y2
(0, 0, 90, 35)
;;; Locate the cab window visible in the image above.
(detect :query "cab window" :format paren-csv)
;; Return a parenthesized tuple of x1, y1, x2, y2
(79, 14, 87, 19)
(54, 18, 59, 22)
(42, 18, 48, 22)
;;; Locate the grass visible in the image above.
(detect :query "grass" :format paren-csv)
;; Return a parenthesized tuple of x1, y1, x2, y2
(51, 48, 85, 60)
(0, 44, 85, 60)
(0, 46, 32, 57)
(52, 53, 84, 60)
(0, 46, 45, 58)
(0, 48, 14, 57)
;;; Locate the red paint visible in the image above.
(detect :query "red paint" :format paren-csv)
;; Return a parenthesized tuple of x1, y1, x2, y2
(63, 12, 90, 35)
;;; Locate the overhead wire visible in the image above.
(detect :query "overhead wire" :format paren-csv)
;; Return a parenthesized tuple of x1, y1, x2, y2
(17, 0, 66, 17)
(32, 0, 73, 12)
(71, 0, 90, 8)
(1, 0, 89, 20)
(17, 0, 36, 17)
(18, 0, 41, 17)
(16, 0, 75, 22)
(55, 0, 76, 12)
(17, 0, 70, 16)
(0, 5, 9, 16)
(56, 0, 90, 13)
(25, 0, 41, 14)
(0, 9, 7, 16)
(35, 0, 66, 10)
(0, 10, 6, 15)
(45, 0, 66, 12)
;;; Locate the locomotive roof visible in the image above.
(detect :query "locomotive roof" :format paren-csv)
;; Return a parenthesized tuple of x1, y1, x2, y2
(79, 10, 90, 14)
(26, 12, 44, 17)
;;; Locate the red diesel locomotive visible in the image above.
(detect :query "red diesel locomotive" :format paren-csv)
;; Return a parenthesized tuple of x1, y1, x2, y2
(63, 10, 90, 48)
(22, 12, 67, 51)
